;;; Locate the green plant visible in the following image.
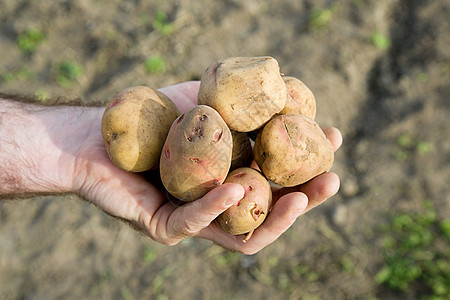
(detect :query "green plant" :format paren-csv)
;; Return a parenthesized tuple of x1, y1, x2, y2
(394, 133, 433, 161)
(145, 55, 166, 74)
(144, 247, 157, 263)
(53, 60, 84, 87)
(151, 267, 172, 299)
(89, 269, 114, 296)
(308, 8, 333, 30)
(35, 89, 49, 102)
(214, 250, 240, 268)
(353, 0, 366, 8)
(340, 255, 355, 273)
(121, 285, 134, 300)
(294, 265, 320, 282)
(152, 10, 173, 36)
(17, 28, 45, 54)
(1, 67, 33, 83)
(376, 201, 450, 298)
(371, 31, 391, 50)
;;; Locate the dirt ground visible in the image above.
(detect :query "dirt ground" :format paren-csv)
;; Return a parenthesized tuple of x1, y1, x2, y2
(1, 0, 449, 299)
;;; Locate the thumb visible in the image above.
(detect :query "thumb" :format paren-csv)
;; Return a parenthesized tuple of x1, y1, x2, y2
(166, 183, 244, 241)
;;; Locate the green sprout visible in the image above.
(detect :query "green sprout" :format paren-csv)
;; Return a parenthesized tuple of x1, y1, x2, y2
(145, 55, 166, 74)
(152, 10, 174, 36)
(120, 285, 134, 300)
(35, 89, 49, 102)
(1, 68, 33, 83)
(144, 247, 157, 264)
(394, 133, 433, 161)
(376, 202, 450, 297)
(53, 60, 84, 87)
(17, 28, 45, 54)
(308, 8, 333, 30)
(371, 31, 391, 50)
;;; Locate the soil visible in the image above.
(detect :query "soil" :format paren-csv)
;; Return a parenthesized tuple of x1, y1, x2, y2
(1, 1, 449, 299)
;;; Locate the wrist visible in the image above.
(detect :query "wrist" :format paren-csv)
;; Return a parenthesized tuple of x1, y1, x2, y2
(0, 98, 103, 197)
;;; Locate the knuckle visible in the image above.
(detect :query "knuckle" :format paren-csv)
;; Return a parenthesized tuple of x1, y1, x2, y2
(153, 235, 180, 246)
(163, 239, 180, 246)
(170, 219, 200, 240)
(180, 219, 200, 236)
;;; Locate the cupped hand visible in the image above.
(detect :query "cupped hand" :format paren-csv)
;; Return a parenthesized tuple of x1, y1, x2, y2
(73, 81, 342, 254)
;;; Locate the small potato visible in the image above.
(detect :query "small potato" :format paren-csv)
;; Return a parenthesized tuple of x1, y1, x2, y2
(230, 130, 252, 171)
(278, 76, 316, 120)
(160, 105, 232, 202)
(254, 114, 334, 187)
(197, 56, 287, 132)
(215, 167, 272, 236)
(101, 86, 180, 172)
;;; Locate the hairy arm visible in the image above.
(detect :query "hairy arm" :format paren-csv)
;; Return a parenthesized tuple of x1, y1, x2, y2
(0, 82, 342, 254)
(0, 97, 101, 198)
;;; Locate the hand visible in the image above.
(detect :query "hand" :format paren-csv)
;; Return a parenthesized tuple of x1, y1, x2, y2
(73, 81, 342, 254)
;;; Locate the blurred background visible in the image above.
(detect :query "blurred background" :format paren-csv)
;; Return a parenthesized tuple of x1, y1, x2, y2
(0, 0, 449, 299)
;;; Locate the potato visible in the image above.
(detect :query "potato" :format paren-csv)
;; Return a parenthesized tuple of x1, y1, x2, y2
(254, 114, 334, 187)
(278, 76, 316, 120)
(101, 86, 180, 172)
(230, 130, 252, 171)
(215, 167, 272, 236)
(160, 105, 232, 202)
(197, 56, 287, 132)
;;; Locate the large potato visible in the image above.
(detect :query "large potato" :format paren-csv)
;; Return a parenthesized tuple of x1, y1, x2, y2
(254, 114, 334, 187)
(278, 76, 316, 120)
(101, 86, 180, 172)
(160, 105, 232, 202)
(215, 167, 272, 236)
(197, 56, 287, 132)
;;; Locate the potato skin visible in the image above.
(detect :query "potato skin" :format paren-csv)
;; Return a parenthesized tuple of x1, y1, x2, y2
(254, 114, 334, 187)
(197, 56, 287, 132)
(101, 86, 180, 172)
(160, 105, 233, 202)
(278, 76, 316, 120)
(215, 167, 272, 235)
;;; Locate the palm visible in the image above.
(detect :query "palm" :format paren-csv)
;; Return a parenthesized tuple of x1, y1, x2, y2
(77, 81, 342, 254)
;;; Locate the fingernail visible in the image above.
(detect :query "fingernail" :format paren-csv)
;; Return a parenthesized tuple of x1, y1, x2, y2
(224, 184, 245, 206)
(225, 195, 240, 206)
(290, 195, 308, 221)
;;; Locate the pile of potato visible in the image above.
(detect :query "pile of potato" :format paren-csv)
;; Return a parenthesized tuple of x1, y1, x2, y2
(101, 56, 334, 240)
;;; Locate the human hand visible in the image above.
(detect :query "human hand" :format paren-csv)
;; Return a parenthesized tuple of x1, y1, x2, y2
(72, 81, 342, 254)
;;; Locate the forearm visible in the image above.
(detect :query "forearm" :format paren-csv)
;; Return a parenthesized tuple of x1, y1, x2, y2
(0, 97, 102, 198)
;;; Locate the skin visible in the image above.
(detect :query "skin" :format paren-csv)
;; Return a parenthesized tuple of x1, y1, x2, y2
(278, 76, 316, 119)
(198, 56, 287, 132)
(0, 81, 342, 255)
(254, 114, 334, 187)
(215, 167, 272, 236)
(160, 105, 232, 201)
(101, 86, 180, 172)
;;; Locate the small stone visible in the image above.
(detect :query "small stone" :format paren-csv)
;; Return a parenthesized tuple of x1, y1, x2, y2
(332, 204, 348, 226)
(341, 177, 359, 197)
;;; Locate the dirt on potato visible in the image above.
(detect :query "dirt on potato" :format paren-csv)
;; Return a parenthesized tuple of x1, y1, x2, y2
(1, 1, 449, 300)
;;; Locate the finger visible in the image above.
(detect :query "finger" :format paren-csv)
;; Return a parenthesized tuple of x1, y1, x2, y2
(321, 126, 343, 152)
(298, 172, 340, 213)
(165, 183, 244, 242)
(158, 81, 200, 114)
(198, 192, 308, 254)
(234, 192, 308, 254)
